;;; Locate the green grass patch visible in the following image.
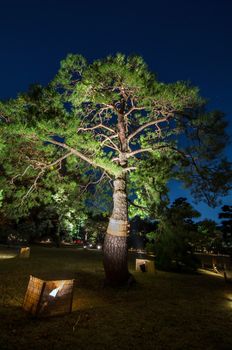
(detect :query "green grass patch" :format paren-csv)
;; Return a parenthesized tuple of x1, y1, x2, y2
(0, 246, 232, 350)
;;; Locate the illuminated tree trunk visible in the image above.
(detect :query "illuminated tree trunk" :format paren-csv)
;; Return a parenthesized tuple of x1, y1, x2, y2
(103, 173, 130, 286)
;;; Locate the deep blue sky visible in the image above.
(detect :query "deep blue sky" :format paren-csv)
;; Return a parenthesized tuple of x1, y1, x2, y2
(0, 0, 231, 221)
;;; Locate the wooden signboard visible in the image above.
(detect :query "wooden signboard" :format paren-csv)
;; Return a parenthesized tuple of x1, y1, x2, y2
(23, 275, 74, 317)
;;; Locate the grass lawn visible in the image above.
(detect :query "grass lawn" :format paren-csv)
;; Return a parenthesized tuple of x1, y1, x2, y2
(0, 246, 232, 350)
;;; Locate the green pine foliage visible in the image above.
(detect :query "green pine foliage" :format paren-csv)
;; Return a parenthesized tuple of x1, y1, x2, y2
(0, 52, 231, 229)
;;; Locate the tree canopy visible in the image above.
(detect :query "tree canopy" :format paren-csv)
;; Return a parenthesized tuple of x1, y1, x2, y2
(1, 53, 231, 214)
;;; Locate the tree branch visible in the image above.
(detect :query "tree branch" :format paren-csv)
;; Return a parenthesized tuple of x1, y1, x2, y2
(127, 117, 170, 142)
(77, 123, 116, 135)
(99, 134, 120, 152)
(122, 166, 137, 172)
(124, 106, 145, 118)
(126, 148, 153, 158)
(21, 169, 45, 203)
(11, 165, 33, 184)
(48, 139, 119, 174)
(80, 171, 107, 194)
(16, 152, 73, 203)
(33, 151, 73, 170)
(11, 152, 73, 184)
(128, 198, 149, 212)
(49, 140, 100, 166)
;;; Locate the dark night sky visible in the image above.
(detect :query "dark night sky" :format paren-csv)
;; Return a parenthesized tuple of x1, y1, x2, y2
(0, 0, 231, 221)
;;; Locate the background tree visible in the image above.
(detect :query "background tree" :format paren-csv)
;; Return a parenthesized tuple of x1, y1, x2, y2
(129, 216, 158, 251)
(0, 54, 231, 285)
(219, 205, 232, 253)
(83, 213, 108, 246)
(0, 137, 89, 245)
(196, 219, 222, 253)
(150, 198, 201, 271)
(0, 187, 88, 245)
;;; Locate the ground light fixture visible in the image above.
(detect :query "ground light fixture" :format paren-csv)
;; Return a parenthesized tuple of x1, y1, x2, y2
(135, 259, 155, 273)
(19, 247, 30, 258)
(23, 275, 74, 317)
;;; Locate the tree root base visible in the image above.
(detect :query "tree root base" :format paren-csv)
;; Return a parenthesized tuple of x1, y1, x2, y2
(103, 273, 136, 289)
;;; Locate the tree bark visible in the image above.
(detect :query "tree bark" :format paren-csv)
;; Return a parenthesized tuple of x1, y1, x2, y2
(103, 109, 133, 286)
(103, 173, 131, 286)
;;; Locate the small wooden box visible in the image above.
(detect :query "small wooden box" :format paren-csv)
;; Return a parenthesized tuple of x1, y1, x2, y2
(19, 247, 30, 258)
(136, 259, 155, 273)
(23, 275, 74, 317)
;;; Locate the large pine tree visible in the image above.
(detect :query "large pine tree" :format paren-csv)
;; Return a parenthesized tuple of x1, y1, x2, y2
(0, 53, 231, 285)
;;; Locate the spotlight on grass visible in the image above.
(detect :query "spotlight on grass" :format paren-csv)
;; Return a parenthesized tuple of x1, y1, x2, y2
(0, 253, 17, 259)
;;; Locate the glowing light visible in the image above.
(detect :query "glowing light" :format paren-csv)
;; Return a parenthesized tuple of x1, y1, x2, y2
(49, 287, 60, 297)
(198, 269, 224, 278)
(97, 245, 101, 250)
(224, 293, 232, 310)
(49, 282, 65, 298)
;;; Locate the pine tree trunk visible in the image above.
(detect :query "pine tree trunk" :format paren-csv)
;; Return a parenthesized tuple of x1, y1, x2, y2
(103, 173, 131, 286)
